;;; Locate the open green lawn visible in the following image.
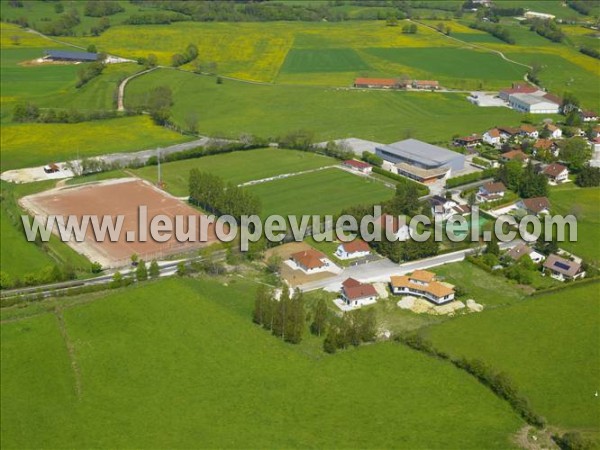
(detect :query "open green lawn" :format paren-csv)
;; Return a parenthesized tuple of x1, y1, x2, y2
(133, 148, 336, 197)
(549, 185, 600, 263)
(280, 48, 370, 73)
(1, 115, 191, 170)
(125, 68, 523, 143)
(247, 168, 393, 217)
(426, 281, 600, 436)
(1, 277, 523, 448)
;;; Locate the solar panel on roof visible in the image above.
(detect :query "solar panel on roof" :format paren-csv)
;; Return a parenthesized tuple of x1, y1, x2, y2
(554, 261, 571, 271)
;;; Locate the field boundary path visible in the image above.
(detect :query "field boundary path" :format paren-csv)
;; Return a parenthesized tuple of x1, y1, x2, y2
(237, 165, 337, 187)
(54, 306, 83, 399)
(117, 67, 159, 111)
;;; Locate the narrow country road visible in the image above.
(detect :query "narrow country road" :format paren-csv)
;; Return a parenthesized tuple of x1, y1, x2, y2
(117, 67, 158, 111)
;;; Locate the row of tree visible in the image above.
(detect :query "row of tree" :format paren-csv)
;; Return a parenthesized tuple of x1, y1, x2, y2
(496, 160, 548, 199)
(12, 102, 122, 124)
(469, 22, 515, 44)
(323, 308, 377, 353)
(172, 43, 199, 67)
(253, 286, 305, 344)
(76, 61, 105, 88)
(528, 18, 565, 43)
(83, 0, 123, 17)
(188, 169, 261, 219)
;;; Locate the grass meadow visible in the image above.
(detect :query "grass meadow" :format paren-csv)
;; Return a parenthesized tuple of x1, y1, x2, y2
(125, 68, 523, 143)
(1, 116, 191, 170)
(1, 277, 524, 448)
(426, 281, 600, 437)
(133, 148, 336, 197)
(246, 168, 394, 217)
(549, 185, 600, 263)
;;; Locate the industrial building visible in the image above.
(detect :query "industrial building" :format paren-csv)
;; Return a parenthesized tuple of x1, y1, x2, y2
(508, 93, 560, 114)
(375, 139, 465, 183)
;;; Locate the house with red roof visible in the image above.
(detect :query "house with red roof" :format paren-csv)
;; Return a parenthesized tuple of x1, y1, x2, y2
(340, 278, 378, 308)
(476, 181, 507, 203)
(501, 149, 530, 164)
(335, 239, 371, 260)
(343, 159, 372, 174)
(290, 249, 332, 274)
(580, 110, 598, 122)
(354, 78, 399, 89)
(518, 197, 551, 216)
(483, 128, 502, 146)
(542, 163, 569, 183)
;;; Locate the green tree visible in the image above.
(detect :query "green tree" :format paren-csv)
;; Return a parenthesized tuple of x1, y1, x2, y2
(253, 285, 270, 325)
(176, 261, 187, 276)
(486, 232, 500, 257)
(559, 137, 592, 170)
(130, 253, 139, 265)
(149, 260, 160, 278)
(136, 259, 148, 281)
(111, 271, 123, 288)
(310, 298, 328, 336)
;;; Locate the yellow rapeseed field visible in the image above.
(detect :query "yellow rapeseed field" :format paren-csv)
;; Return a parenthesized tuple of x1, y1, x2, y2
(0, 23, 50, 48)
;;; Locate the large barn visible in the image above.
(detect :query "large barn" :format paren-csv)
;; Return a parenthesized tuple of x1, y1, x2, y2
(375, 139, 465, 183)
(43, 50, 99, 62)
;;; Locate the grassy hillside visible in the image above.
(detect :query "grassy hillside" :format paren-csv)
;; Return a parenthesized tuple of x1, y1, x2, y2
(125, 68, 523, 143)
(426, 281, 600, 435)
(133, 148, 336, 197)
(247, 168, 393, 217)
(1, 277, 523, 448)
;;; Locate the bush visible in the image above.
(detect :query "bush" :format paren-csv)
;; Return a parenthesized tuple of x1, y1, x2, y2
(446, 168, 497, 188)
(371, 166, 429, 196)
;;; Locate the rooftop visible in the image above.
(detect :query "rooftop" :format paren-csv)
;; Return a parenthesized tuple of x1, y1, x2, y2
(379, 139, 463, 167)
(543, 254, 582, 277)
(291, 249, 327, 270)
(510, 93, 560, 107)
(44, 49, 98, 61)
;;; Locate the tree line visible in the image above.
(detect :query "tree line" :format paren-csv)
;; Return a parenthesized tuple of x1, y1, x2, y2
(188, 169, 261, 219)
(469, 22, 515, 45)
(496, 160, 548, 199)
(172, 43, 199, 67)
(527, 18, 565, 43)
(12, 102, 130, 124)
(252, 286, 305, 344)
(83, 0, 123, 17)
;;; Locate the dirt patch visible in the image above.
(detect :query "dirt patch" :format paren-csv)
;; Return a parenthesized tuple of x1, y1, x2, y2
(20, 178, 217, 268)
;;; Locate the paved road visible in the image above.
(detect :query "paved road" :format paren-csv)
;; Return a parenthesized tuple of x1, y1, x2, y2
(298, 240, 521, 292)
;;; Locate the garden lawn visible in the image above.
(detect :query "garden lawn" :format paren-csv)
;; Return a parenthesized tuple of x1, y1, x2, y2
(1, 277, 523, 448)
(132, 148, 336, 197)
(425, 281, 600, 436)
(1, 116, 191, 170)
(247, 168, 393, 217)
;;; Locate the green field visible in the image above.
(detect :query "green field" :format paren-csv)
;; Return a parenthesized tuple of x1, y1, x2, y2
(280, 48, 370, 73)
(247, 168, 393, 217)
(1, 277, 523, 448)
(549, 185, 600, 263)
(1, 116, 191, 170)
(426, 281, 600, 436)
(125, 68, 523, 143)
(133, 148, 336, 197)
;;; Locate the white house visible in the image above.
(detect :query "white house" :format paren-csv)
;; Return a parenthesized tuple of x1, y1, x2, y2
(543, 254, 586, 281)
(343, 159, 373, 174)
(542, 163, 569, 184)
(580, 110, 599, 122)
(335, 239, 371, 260)
(430, 195, 458, 221)
(390, 270, 455, 305)
(377, 213, 410, 241)
(520, 124, 539, 139)
(545, 124, 562, 139)
(476, 181, 506, 203)
(341, 278, 378, 308)
(483, 128, 502, 146)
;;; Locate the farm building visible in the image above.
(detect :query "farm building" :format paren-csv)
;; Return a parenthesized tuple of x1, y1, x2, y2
(390, 270, 455, 305)
(412, 80, 439, 90)
(508, 93, 560, 114)
(343, 159, 372, 174)
(524, 11, 556, 20)
(499, 83, 538, 102)
(43, 50, 99, 62)
(340, 278, 378, 308)
(376, 139, 464, 183)
(353, 78, 400, 89)
(543, 254, 585, 282)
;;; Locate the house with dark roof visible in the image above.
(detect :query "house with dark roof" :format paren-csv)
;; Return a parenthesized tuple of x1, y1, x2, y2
(343, 159, 372, 174)
(542, 163, 569, 183)
(390, 270, 455, 305)
(580, 110, 598, 122)
(453, 134, 482, 148)
(543, 254, 585, 281)
(501, 149, 530, 164)
(335, 239, 371, 260)
(43, 49, 99, 62)
(518, 197, 551, 215)
(341, 278, 378, 307)
(476, 181, 506, 203)
(505, 243, 545, 264)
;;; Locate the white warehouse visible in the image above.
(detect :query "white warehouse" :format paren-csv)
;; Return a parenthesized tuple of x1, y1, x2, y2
(508, 93, 560, 114)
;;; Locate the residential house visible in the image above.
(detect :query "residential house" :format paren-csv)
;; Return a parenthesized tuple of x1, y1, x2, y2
(483, 128, 502, 146)
(518, 196, 551, 215)
(335, 239, 371, 260)
(542, 163, 569, 183)
(545, 124, 562, 139)
(390, 270, 455, 305)
(476, 181, 506, 203)
(343, 159, 373, 174)
(377, 213, 410, 241)
(506, 243, 545, 264)
(501, 149, 530, 164)
(341, 278, 378, 307)
(543, 254, 586, 281)
(430, 195, 458, 221)
(290, 249, 331, 274)
(519, 124, 539, 139)
(580, 110, 598, 122)
(497, 126, 520, 140)
(533, 139, 559, 158)
(412, 80, 439, 90)
(453, 135, 482, 148)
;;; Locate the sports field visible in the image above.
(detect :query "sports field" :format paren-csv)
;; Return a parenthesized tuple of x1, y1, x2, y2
(20, 179, 215, 267)
(0, 277, 523, 448)
(125, 69, 523, 143)
(426, 281, 600, 436)
(549, 185, 600, 263)
(133, 148, 336, 197)
(247, 168, 393, 217)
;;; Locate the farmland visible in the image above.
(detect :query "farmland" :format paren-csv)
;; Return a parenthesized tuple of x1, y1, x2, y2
(246, 168, 393, 217)
(0, 277, 523, 448)
(125, 69, 523, 143)
(1, 116, 191, 170)
(425, 281, 600, 437)
(133, 148, 336, 197)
